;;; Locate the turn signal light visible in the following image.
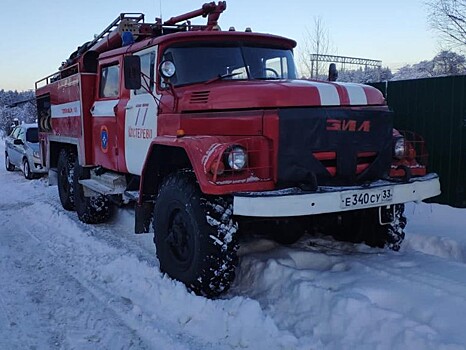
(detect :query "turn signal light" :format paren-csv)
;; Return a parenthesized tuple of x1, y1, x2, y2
(210, 161, 225, 176)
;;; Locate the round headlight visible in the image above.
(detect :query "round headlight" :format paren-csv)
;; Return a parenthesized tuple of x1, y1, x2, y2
(226, 146, 248, 170)
(33, 150, 40, 158)
(393, 137, 405, 159)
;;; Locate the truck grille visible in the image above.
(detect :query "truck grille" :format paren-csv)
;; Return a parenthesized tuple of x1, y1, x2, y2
(278, 107, 393, 187)
(312, 151, 378, 177)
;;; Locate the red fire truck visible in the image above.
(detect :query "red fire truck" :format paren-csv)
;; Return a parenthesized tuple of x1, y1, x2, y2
(35, 2, 440, 297)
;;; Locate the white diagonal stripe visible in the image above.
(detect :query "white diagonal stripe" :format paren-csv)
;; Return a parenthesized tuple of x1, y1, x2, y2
(336, 83, 368, 105)
(293, 80, 340, 105)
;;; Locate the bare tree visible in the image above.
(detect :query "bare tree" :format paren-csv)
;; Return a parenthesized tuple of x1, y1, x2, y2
(392, 50, 466, 80)
(427, 0, 466, 50)
(298, 16, 334, 78)
(433, 49, 466, 74)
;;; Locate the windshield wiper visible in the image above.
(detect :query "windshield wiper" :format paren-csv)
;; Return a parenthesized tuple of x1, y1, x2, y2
(205, 72, 243, 85)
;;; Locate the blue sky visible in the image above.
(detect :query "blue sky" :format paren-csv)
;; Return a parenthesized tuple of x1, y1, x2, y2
(0, 0, 437, 91)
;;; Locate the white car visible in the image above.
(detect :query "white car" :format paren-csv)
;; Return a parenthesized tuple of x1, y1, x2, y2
(4, 124, 47, 179)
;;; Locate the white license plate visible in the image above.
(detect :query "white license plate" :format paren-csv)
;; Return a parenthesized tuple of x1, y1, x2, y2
(340, 187, 393, 209)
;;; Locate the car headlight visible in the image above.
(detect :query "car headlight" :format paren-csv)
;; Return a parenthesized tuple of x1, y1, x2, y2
(225, 146, 248, 170)
(33, 150, 40, 158)
(393, 137, 405, 159)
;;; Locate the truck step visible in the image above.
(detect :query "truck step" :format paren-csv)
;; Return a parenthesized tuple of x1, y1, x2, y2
(123, 190, 139, 201)
(79, 172, 127, 196)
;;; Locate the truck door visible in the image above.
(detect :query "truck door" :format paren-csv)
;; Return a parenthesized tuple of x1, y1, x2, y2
(123, 47, 159, 175)
(91, 58, 123, 171)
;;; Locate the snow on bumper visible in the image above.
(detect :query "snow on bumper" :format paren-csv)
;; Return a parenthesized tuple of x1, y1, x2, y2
(233, 174, 440, 217)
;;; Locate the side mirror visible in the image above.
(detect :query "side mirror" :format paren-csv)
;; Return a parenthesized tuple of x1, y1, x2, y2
(124, 56, 142, 90)
(14, 139, 23, 145)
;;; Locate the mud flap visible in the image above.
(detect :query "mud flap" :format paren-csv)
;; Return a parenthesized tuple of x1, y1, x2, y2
(48, 168, 58, 186)
(135, 202, 153, 234)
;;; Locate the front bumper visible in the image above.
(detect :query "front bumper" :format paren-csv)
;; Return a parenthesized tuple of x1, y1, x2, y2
(30, 156, 47, 174)
(233, 174, 440, 217)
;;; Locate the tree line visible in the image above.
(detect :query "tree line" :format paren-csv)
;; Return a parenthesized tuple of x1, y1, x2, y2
(0, 90, 36, 136)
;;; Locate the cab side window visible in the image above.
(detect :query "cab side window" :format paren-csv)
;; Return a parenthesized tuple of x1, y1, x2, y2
(135, 52, 155, 95)
(265, 57, 289, 79)
(100, 64, 120, 98)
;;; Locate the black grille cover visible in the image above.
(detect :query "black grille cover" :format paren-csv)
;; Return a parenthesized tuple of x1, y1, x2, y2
(278, 107, 393, 187)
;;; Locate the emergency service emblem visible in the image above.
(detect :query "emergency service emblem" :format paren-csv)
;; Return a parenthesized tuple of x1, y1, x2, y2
(101, 125, 109, 153)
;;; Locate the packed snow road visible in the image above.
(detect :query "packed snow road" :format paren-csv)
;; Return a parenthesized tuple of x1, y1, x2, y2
(1, 152, 466, 349)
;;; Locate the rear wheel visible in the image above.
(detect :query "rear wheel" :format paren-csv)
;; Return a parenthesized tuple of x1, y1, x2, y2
(5, 153, 14, 171)
(73, 160, 111, 224)
(57, 149, 75, 211)
(22, 158, 33, 180)
(153, 172, 238, 298)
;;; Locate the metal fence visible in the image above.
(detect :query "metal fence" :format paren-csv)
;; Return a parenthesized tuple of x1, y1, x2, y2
(371, 76, 466, 208)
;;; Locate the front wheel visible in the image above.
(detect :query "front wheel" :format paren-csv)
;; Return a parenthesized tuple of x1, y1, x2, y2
(153, 172, 238, 298)
(5, 153, 15, 171)
(23, 159, 33, 180)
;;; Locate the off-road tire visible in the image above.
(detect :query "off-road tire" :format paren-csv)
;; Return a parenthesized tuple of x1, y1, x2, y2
(23, 158, 33, 180)
(322, 204, 406, 251)
(57, 149, 76, 211)
(367, 204, 406, 251)
(153, 172, 239, 298)
(73, 160, 111, 224)
(5, 152, 14, 171)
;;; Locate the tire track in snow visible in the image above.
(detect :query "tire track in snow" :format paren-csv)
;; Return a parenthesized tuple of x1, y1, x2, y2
(1, 210, 153, 349)
(20, 202, 201, 350)
(0, 172, 197, 349)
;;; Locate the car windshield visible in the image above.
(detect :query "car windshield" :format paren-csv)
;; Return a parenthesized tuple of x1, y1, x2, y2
(162, 44, 297, 86)
(26, 128, 39, 143)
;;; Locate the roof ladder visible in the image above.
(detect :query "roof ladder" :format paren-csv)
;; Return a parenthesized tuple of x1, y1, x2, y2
(88, 13, 145, 50)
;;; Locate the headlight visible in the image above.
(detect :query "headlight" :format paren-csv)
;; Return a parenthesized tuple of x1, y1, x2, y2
(393, 137, 405, 159)
(33, 150, 40, 158)
(225, 146, 248, 170)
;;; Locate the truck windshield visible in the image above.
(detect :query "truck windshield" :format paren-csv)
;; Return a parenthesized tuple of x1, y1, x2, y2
(162, 44, 297, 86)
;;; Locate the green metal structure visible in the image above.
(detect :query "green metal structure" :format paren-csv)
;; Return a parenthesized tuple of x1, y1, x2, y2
(372, 77, 466, 208)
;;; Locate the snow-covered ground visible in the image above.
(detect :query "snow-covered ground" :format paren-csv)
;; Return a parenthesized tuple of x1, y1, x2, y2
(1, 141, 466, 350)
